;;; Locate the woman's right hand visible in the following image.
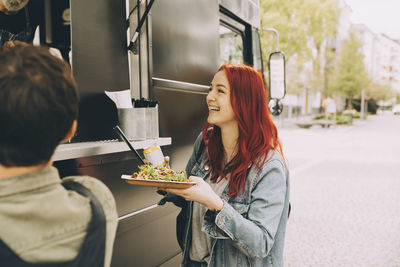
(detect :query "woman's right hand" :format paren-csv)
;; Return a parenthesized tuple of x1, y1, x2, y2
(159, 176, 224, 211)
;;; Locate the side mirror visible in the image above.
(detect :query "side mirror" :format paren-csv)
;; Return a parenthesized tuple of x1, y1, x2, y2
(268, 51, 286, 116)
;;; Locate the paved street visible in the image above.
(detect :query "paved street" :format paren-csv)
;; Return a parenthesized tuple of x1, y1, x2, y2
(278, 114, 400, 267)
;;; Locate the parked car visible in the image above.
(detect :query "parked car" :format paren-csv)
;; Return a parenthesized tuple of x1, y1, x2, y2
(393, 104, 400, 115)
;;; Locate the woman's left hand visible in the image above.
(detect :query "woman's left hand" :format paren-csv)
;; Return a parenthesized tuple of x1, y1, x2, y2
(159, 176, 224, 211)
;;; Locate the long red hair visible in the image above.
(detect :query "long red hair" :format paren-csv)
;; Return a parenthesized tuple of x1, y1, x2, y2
(203, 64, 283, 197)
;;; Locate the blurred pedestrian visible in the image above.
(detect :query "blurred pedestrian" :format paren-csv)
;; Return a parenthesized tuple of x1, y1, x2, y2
(322, 96, 337, 125)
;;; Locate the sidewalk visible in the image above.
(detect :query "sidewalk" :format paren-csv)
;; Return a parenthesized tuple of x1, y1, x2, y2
(282, 113, 400, 267)
(273, 115, 369, 131)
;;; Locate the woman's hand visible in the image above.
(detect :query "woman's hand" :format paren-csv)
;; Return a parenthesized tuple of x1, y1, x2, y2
(159, 176, 224, 211)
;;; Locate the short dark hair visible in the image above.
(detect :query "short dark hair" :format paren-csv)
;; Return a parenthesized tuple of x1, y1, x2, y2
(0, 45, 79, 166)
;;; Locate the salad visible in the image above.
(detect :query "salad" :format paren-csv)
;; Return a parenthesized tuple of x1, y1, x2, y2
(131, 163, 188, 182)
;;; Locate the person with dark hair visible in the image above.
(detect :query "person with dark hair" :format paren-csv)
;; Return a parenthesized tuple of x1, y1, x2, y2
(159, 64, 290, 267)
(0, 45, 118, 266)
(0, 0, 43, 50)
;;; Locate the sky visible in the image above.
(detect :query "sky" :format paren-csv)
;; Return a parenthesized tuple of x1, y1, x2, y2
(345, 0, 400, 40)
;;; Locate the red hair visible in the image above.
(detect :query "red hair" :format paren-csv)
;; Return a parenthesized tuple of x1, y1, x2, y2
(202, 64, 283, 197)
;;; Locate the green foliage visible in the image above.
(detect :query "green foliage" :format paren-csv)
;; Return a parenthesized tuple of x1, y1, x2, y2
(312, 114, 353, 124)
(323, 42, 337, 97)
(351, 112, 361, 119)
(260, 0, 339, 95)
(335, 115, 353, 124)
(260, 0, 338, 61)
(260, 0, 309, 62)
(396, 93, 400, 104)
(330, 33, 370, 100)
(366, 82, 395, 101)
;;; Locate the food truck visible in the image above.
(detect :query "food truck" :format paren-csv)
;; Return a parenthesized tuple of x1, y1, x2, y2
(37, 0, 285, 265)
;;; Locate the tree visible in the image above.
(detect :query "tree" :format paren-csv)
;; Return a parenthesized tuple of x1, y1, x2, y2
(330, 33, 370, 108)
(305, 0, 339, 93)
(366, 82, 395, 101)
(260, 0, 339, 112)
(323, 45, 337, 97)
(260, 0, 311, 63)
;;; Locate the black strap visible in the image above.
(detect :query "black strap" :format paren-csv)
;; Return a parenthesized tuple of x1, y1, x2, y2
(0, 181, 106, 267)
(0, 238, 26, 267)
(61, 181, 106, 267)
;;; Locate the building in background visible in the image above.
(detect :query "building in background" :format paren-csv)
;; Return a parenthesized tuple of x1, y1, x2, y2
(352, 24, 400, 95)
(278, 0, 399, 119)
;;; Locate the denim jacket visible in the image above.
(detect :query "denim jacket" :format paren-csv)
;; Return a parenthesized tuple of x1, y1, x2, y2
(175, 134, 290, 267)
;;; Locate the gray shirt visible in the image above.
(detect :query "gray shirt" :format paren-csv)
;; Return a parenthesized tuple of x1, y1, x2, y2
(0, 166, 118, 266)
(189, 176, 229, 263)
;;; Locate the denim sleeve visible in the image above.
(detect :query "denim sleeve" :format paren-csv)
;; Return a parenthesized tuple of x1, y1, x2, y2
(203, 159, 287, 259)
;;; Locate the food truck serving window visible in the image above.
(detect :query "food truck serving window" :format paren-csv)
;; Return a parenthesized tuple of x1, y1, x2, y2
(219, 23, 244, 65)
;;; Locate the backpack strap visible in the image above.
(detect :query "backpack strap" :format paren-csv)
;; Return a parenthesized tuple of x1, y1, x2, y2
(61, 180, 106, 267)
(0, 181, 106, 267)
(0, 238, 29, 267)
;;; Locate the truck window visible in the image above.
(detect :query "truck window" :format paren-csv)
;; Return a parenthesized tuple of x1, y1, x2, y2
(219, 23, 244, 65)
(252, 30, 263, 74)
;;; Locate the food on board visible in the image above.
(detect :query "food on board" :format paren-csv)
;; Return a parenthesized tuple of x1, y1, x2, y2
(131, 163, 188, 182)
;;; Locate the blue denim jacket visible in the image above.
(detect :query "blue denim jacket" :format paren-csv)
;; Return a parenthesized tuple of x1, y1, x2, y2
(177, 134, 290, 267)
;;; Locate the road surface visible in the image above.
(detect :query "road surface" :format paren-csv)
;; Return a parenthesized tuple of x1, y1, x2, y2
(280, 114, 400, 267)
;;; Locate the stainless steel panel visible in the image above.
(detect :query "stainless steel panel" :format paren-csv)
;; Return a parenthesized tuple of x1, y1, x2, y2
(151, 0, 219, 85)
(70, 0, 130, 141)
(151, 88, 208, 168)
(152, 77, 209, 94)
(149, 1, 217, 171)
(112, 204, 181, 267)
(54, 138, 171, 161)
(70, 0, 130, 96)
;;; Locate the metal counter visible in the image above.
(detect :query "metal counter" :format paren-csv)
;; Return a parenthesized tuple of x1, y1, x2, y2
(54, 138, 171, 161)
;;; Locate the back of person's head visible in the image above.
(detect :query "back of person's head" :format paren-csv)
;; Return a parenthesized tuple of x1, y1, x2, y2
(0, 45, 79, 167)
(1, 0, 29, 12)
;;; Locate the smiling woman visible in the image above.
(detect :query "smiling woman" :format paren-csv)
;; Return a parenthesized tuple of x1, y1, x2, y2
(206, 70, 237, 130)
(159, 64, 290, 267)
